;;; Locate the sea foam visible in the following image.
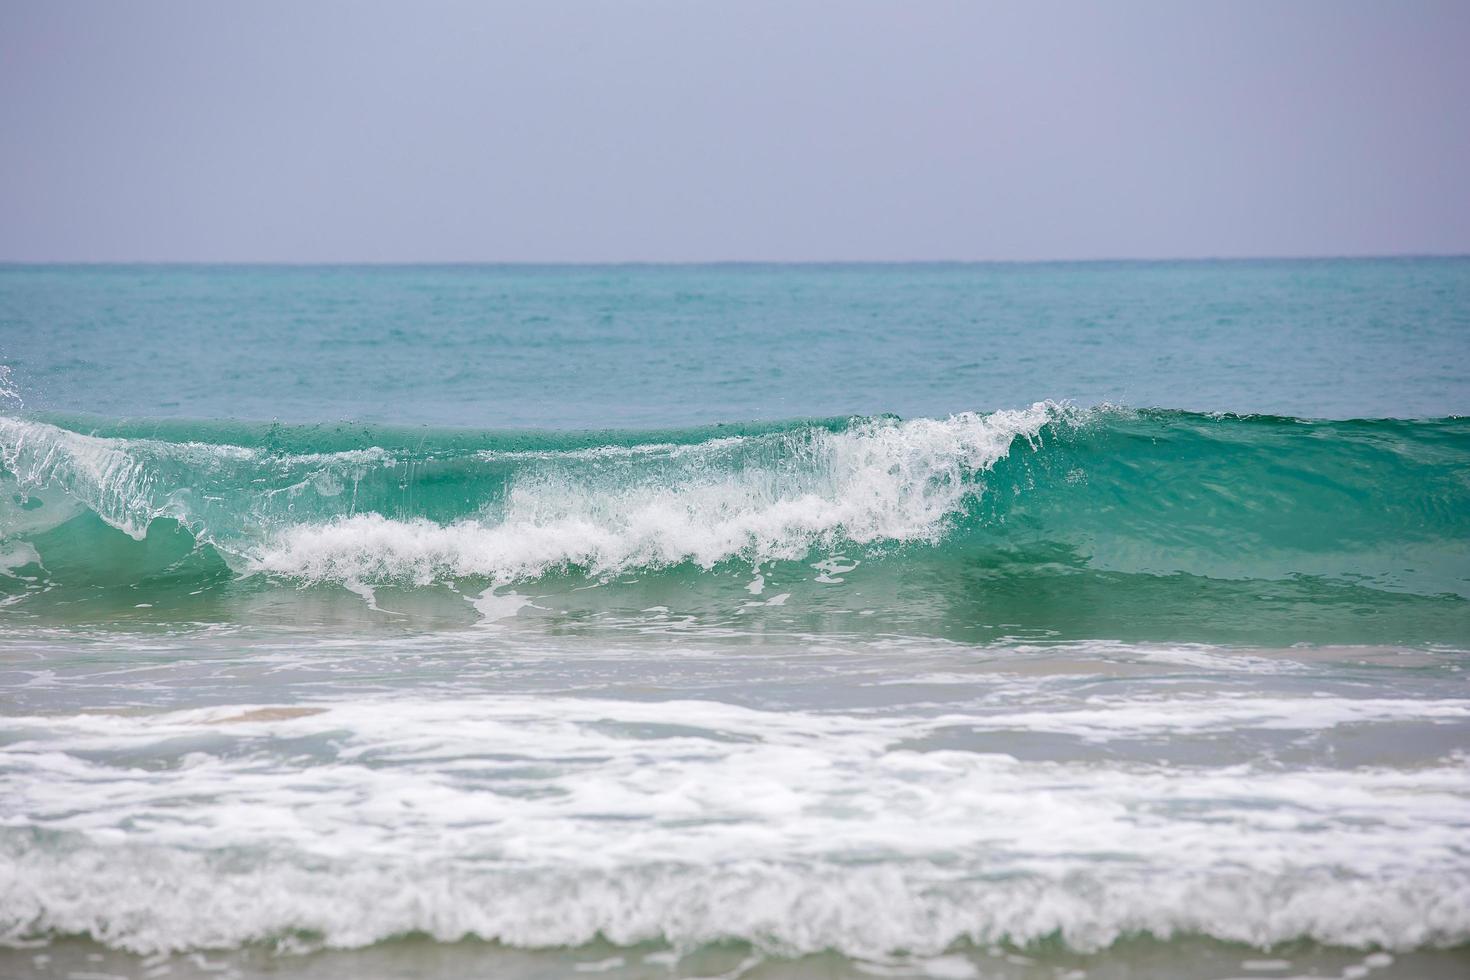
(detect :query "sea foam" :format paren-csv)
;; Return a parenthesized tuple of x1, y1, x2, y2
(249, 405, 1056, 584)
(3, 693, 1468, 956)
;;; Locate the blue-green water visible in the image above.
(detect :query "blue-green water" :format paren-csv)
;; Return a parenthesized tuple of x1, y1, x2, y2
(2, 261, 1469, 980)
(4, 259, 1467, 426)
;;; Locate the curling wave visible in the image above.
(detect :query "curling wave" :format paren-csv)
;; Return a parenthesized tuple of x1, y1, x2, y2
(2, 406, 1468, 639)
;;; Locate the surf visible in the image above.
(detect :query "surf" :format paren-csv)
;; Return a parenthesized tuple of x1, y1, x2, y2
(2, 405, 1468, 642)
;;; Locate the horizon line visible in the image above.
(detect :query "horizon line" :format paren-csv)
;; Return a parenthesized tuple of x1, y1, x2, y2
(2, 251, 1469, 268)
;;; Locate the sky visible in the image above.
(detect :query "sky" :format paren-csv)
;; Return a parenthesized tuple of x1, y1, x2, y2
(1, 0, 1468, 263)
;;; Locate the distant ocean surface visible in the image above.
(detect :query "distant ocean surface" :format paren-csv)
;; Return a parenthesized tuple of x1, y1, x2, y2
(2, 260, 1468, 980)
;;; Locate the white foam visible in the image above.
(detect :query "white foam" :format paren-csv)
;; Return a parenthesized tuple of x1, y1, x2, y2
(2, 406, 1060, 585)
(573, 956, 626, 972)
(813, 556, 859, 584)
(468, 586, 537, 625)
(251, 406, 1058, 585)
(2, 693, 1468, 956)
(948, 694, 1470, 739)
(341, 580, 400, 617)
(475, 436, 749, 462)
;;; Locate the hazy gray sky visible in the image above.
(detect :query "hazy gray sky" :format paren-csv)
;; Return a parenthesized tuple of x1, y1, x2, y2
(2, 1, 1467, 262)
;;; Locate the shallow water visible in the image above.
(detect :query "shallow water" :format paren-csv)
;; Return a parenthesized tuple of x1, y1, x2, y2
(4, 626, 1468, 976)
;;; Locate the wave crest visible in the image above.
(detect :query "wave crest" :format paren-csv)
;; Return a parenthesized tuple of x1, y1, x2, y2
(252, 407, 1055, 584)
(4, 406, 1469, 606)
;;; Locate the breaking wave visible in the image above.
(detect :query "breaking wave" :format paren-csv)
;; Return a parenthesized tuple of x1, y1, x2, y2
(2, 405, 1468, 639)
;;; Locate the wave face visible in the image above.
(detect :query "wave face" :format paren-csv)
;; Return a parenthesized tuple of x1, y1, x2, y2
(3, 405, 1468, 641)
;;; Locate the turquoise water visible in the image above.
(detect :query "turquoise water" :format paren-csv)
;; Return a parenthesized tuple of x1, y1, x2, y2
(3, 260, 1467, 426)
(2, 260, 1469, 979)
(3, 409, 1468, 646)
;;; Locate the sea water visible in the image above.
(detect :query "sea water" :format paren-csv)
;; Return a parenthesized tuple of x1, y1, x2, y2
(1, 260, 1468, 979)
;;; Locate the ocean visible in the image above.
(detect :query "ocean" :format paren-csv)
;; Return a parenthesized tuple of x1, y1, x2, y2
(1, 260, 1468, 980)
